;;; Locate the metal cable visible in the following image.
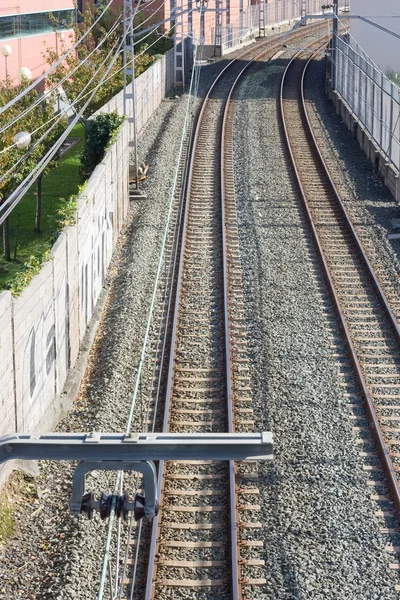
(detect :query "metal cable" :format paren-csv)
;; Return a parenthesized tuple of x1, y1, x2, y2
(0, 35, 122, 185)
(0, 32, 125, 226)
(0, 16, 123, 138)
(122, 38, 203, 599)
(0, 0, 118, 115)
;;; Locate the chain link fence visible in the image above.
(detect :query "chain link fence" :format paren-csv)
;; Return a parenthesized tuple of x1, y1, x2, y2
(335, 34, 400, 172)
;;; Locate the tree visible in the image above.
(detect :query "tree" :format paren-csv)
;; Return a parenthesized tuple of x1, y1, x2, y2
(32, 101, 66, 233)
(43, 4, 166, 119)
(0, 78, 67, 260)
(79, 111, 125, 182)
(44, 5, 125, 118)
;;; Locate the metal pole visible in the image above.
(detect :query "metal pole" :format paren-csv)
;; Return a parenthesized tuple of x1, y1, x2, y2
(332, 0, 338, 90)
(259, 0, 266, 36)
(123, 0, 139, 190)
(173, 0, 185, 95)
(215, 0, 222, 52)
(389, 82, 394, 163)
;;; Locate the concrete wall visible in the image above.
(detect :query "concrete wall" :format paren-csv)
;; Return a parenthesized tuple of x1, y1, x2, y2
(92, 48, 174, 137)
(330, 35, 400, 194)
(0, 50, 175, 487)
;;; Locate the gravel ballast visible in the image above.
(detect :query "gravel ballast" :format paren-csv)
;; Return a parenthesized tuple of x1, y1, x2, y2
(305, 57, 400, 295)
(0, 90, 204, 599)
(2, 41, 400, 600)
(233, 51, 400, 598)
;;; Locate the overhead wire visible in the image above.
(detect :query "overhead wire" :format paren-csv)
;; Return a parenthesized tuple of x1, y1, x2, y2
(0, 34, 123, 186)
(0, 13, 123, 137)
(0, 0, 119, 115)
(118, 8, 206, 597)
(0, 30, 125, 225)
(0, 4, 183, 187)
(96, 2, 205, 595)
(0, 1, 194, 146)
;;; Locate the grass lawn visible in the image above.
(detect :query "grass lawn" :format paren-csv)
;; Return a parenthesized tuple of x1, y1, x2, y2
(0, 124, 84, 292)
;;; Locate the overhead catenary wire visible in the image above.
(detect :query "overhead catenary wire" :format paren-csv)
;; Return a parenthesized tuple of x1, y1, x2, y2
(0, 7, 180, 183)
(0, 0, 119, 116)
(0, 14, 123, 138)
(0, 31, 125, 226)
(0, 35, 124, 186)
(0, 1, 194, 147)
(96, 17, 204, 600)
(117, 17, 205, 598)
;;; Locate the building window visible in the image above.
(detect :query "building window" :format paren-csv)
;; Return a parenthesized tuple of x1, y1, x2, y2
(0, 9, 75, 41)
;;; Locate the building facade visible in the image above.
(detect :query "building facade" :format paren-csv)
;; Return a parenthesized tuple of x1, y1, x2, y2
(0, 0, 75, 83)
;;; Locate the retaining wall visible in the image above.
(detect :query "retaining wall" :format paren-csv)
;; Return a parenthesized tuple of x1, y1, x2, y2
(0, 49, 175, 487)
(327, 74, 400, 203)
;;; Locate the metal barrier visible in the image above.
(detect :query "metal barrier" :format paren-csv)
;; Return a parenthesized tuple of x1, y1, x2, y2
(219, 0, 347, 52)
(335, 34, 400, 172)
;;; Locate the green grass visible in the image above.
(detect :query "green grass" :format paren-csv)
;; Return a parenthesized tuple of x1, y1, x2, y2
(0, 124, 84, 293)
(0, 499, 14, 544)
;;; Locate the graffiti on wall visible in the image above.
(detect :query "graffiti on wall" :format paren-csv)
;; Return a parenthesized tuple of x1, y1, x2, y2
(80, 181, 114, 332)
(22, 300, 55, 423)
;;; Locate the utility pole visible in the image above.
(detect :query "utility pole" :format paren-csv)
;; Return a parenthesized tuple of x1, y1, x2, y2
(332, 0, 338, 90)
(174, 0, 185, 94)
(123, 0, 139, 192)
(215, 0, 223, 53)
(259, 0, 266, 37)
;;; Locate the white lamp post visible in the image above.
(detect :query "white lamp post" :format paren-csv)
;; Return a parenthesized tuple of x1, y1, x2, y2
(13, 131, 31, 149)
(16, 66, 32, 83)
(1, 45, 12, 85)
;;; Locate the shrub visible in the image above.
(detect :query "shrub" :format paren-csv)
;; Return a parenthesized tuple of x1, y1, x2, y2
(79, 111, 125, 182)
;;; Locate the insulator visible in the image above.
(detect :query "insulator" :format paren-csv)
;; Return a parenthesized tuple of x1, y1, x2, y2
(116, 492, 130, 521)
(99, 492, 112, 520)
(81, 491, 95, 519)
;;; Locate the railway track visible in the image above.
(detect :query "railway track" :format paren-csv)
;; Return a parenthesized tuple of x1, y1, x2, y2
(280, 49, 400, 553)
(132, 30, 328, 600)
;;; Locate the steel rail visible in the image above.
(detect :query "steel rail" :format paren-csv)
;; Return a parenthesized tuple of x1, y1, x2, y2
(279, 49, 400, 514)
(142, 26, 336, 600)
(143, 38, 282, 600)
(220, 47, 290, 599)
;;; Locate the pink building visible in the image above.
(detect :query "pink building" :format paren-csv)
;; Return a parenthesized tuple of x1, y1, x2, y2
(0, 0, 75, 83)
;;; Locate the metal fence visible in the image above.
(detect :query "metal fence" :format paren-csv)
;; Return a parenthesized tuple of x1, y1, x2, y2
(220, 0, 347, 51)
(220, 5, 259, 50)
(335, 34, 400, 172)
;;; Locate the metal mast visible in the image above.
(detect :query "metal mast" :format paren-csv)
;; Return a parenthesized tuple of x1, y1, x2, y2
(174, 0, 185, 94)
(332, 0, 338, 90)
(215, 0, 223, 51)
(259, 0, 266, 37)
(123, 0, 139, 190)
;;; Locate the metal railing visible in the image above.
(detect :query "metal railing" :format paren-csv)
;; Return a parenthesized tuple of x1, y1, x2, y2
(219, 0, 348, 52)
(335, 33, 400, 172)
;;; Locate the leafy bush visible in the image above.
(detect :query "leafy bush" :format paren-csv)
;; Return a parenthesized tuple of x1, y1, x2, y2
(49, 192, 79, 244)
(8, 250, 51, 296)
(79, 111, 125, 182)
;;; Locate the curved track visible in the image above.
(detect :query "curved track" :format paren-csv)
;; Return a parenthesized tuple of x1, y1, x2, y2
(140, 32, 328, 600)
(144, 42, 277, 600)
(280, 50, 400, 520)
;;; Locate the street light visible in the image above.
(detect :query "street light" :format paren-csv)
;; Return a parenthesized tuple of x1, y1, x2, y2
(13, 131, 31, 149)
(16, 66, 32, 83)
(1, 44, 12, 83)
